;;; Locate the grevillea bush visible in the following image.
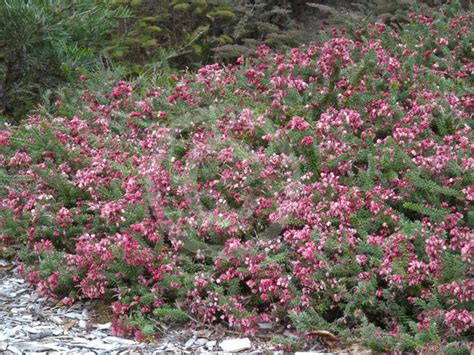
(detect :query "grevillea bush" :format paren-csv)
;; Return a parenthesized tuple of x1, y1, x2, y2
(1, 2, 473, 352)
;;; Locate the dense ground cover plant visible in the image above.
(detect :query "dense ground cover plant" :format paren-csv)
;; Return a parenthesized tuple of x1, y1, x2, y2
(1, 1, 473, 352)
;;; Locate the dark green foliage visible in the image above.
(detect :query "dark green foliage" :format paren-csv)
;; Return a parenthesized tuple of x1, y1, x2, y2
(0, 0, 129, 122)
(108, 0, 238, 71)
(153, 307, 189, 324)
(215, 1, 311, 59)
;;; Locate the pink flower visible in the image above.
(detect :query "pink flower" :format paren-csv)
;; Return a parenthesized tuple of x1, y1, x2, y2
(0, 130, 12, 146)
(288, 116, 310, 131)
(439, 38, 449, 46)
(56, 207, 73, 227)
(356, 255, 368, 265)
(462, 186, 474, 201)
(444, 309, 474, 334)
(300, 136, 314, 147)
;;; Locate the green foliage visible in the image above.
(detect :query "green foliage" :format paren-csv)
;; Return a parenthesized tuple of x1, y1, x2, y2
(441, 342, 472, 355)
(213, 1, 311, 60)
(153, 307, 189, 324)
(107, 0, 238, 72)
(359, 320, 396, 352)
(0, 0, 130, 122)
(289, 309, 338, 333)
(402, 201, 448, 223)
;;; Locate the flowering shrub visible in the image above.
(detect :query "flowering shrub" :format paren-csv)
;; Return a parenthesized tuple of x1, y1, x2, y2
(0, 2, 472, 352)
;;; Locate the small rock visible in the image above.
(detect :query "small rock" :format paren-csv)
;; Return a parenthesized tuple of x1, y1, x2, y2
(155, 344, 167, 351)
(10, 342, 65, 352)
(25, 326, 52, 334)
(165, 343, 177, 352)
(63, 312, 84, 320)
(194, 338, 208, 347)
(90, 330, 108, 338)
(0, 341, 7, 351)
(206, 340, 216, 350)
(6, 345, 22, 355)
(81, 309, 89, 320)
(184, 336, 196, 349)
(73, 338, 117, 351)
(258, 322, 273, 329)
(94, 322, 112, 330)
(283, 330, 299, 338)
(49, 316, 63, 325)
(219, 338, 252, 353)
(103, 336, 136, 345)
(29, 332, 53, 340)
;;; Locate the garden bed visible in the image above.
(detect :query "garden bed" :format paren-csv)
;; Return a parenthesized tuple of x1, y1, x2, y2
(0, 2, 472, 353)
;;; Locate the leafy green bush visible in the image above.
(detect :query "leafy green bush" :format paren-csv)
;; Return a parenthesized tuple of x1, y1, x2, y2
(0, 0, 129, 122)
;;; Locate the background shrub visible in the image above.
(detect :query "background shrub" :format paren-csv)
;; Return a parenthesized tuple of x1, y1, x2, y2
(0, 0, 129, 122)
